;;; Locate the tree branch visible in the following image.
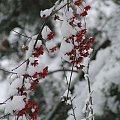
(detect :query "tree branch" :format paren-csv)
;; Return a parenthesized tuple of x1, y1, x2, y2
(12, 30, 32, 39)
(33, 2, 71, 49)
(0, 114, 10, 119)
(0, 68, 17, 74)
(48, 69, 78, 75)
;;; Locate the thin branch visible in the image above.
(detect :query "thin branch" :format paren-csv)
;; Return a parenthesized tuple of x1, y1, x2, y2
(67, 0, 70, 11)
(66, 64, 74, 100)
(70, 97, 77, 120)
(0, 68, 17, 74)
(33, 20, 46, 49)
(84, 57, 94, 120)
(11, 59, 28, 71)
(0, 114, 10, 119)
(61, 58, 69, 85)
(12, 30, 32, 39)
(48, 68, 78, 75)
(1, 66, 78, 79)
(34, 2, 71, 49)
(51, 2, 71, 16)
(0, 96, 13, 105)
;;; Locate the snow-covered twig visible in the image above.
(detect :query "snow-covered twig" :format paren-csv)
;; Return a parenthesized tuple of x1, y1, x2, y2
(83, 56, 94, 120)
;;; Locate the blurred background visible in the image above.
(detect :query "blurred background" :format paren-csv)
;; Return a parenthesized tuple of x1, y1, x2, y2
(0, 0, 120, 120)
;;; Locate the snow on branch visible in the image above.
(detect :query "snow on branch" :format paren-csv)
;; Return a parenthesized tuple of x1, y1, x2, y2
(0, 0, 95, 120)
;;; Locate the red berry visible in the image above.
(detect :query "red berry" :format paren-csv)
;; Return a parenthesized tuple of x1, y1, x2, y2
(84, 5, 91, 11)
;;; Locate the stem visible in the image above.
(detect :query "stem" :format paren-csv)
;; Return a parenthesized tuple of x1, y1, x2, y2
(70, 98, 77, 120)
(33, 2, 71, 49)
(0, 68, 17, 74)
(0, 114, 10, 119)
(11, 59, 28, 71)
(12, 30, 32, 39)
(85, 59, 94, 120)
(48, 68, 78, 76)
(61, 59, 69, 85)
(66, 64, 74, 100)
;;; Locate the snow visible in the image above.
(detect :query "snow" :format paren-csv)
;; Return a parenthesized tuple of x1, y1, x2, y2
(89, 48, 110, 82)
(61, 89, 72, 105)
(62, 8, 74, 20)
(29, 57, 35, 63)
(32, 34, 38, 40)
(5, 96, 25, 114)
(82, 57, 90, 74)
(61, 20, 76, 38)
(27, 62, 45, 76)
(41, 26, 51, 40)
(35, 40, 42, 48)
(25, 39, 35, 59)
(40, 7, 54, 18)
(13, 62, 27, 76)
(73, 0, 78, 2)
(24, 82, 31, 90)
(8, 28, 21, 44)
(0, 81, 9, 110)
(25, 34, 42, 59)
(60, 40, 73, 62)
(62, 89, 71, 98)
(67, 42, 120, 119)
(8, 77, 23, 96)
(46, 40, 56, 50)
(67, 81, 88, 120)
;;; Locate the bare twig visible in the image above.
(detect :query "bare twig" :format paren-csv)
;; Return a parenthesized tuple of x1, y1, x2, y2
(0, 68, 17, 74)
(12, 30, 32, 39)
(34, 2, 71, 49)
(84, 57, 94, 120)
(11, 59, 28, 71)
(70, 97, 77, 120)
(66, 64, 74, 100)
(0, 114, 10, 119)
(48, 68, 78, 75)
(0, 96, 13, 105)
(61, 59, 69, 85)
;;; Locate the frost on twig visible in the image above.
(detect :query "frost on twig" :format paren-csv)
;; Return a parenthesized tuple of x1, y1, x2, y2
(82, 91, 94, 120)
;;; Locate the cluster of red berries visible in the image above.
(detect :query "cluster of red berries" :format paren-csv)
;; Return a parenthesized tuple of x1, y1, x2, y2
(17, 100, 38, 120)
(33, 46, 44, 58)
(16, 45, 49, 119)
